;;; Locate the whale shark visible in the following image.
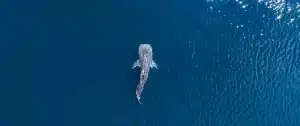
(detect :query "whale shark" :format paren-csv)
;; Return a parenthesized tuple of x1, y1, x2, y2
(132, 44, 157, 104)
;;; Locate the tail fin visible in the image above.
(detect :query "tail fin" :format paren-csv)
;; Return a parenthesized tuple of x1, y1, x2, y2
(138, 99, 143, 104)
(136, 90, 143, 104)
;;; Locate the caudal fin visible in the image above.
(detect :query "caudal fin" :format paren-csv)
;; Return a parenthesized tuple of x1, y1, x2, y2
(136, 94, 143, 104)
(138, 99, 143, 104)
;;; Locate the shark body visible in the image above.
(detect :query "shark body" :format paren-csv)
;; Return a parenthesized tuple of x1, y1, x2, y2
(132, 44, 157, 104)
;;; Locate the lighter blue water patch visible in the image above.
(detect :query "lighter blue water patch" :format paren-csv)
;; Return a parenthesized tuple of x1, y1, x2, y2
(201, 0, 300, 125)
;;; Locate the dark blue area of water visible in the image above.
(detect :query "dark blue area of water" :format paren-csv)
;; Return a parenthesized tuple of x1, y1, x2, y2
(0, 0, 299, 126)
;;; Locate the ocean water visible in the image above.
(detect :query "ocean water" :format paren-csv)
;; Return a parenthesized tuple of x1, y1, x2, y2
(0, 0, 300, 126)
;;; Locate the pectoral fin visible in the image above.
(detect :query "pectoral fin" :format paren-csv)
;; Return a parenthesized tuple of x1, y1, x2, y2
(132, 60, 140, 69)
(150, 60, 158, 69)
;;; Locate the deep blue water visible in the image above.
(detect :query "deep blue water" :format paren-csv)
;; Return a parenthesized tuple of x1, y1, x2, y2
(0, 0, 300, 126)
